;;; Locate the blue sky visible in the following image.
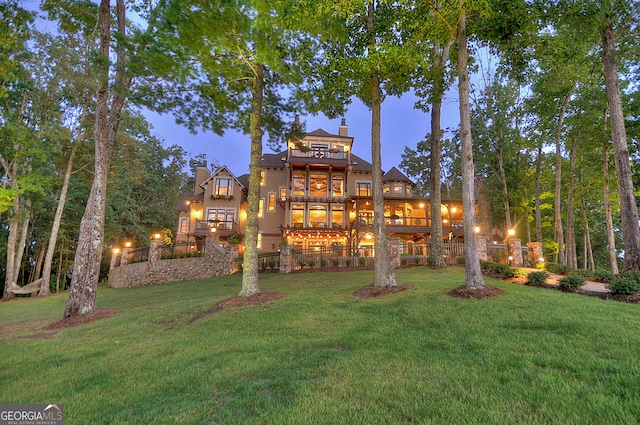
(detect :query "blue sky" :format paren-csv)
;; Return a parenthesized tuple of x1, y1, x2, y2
(146, 90, 462, 178)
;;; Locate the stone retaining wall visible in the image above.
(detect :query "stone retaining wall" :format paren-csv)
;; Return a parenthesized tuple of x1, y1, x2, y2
(108, 235, 237, 288)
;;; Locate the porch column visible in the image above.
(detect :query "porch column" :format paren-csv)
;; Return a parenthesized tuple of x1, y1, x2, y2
(279, 245, 293, 274)
(120, 247, 132, 267)
(387, 237, 401, 268)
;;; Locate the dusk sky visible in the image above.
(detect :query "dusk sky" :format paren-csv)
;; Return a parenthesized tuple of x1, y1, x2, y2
(146, 90, 462, 178)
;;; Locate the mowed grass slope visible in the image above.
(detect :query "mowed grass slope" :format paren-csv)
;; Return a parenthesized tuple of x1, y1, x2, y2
(1, 267, 639, 424)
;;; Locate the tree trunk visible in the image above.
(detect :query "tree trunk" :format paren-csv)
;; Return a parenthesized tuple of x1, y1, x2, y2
(565, 137, 578, 269)
(457, 8, 484, 290)
(554, 91, 571, 265)
(64, 0, 129, 317)
(601, 23, 640, 272)
(368, 1, 396, 288)
(428, 40, 451, 269)
(497, 148, 512, 229)
(581, 189, 595, 272)
(2, 199, 20, 301)
(602, 142, 619, 274)
(239, 62, 264, 297)
(534, 143, 543, 244)
(41, 144, 76, 296)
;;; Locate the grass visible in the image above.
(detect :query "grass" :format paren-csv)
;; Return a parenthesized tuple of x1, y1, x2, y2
(1, 267, 639, 424)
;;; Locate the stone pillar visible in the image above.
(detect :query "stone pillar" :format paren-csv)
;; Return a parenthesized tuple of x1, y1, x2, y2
(506, 238, 523, 267)
(527, 242, 544, 264)
(149, 240, 163, 262)
(279, 245, 293, 274)
(477, 236, 488, 262)
(388, 238, 401, 268)
(109, 251, 121, 270)
(120, 247, 132, 267)
(205, 233, 220, 259)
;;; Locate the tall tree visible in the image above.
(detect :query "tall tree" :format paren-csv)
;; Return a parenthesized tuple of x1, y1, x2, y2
(149, 0, 306, 296)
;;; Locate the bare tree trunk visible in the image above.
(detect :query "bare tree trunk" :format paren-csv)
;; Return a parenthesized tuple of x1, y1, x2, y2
(368, 1, 396, 288)
(565, 137, 578, 269)
(64, 0, 129, 317)
(601, 24, 640, 272)
(554, 91, 572, 265)
(33, 243, 46, 284)
(239, 62, 264, 297)
(41, 144, 76, 296)
(428, 40, 451, 270)
(602, 142, 619, 274)
(2, 199, 20, 301)
(457, 8, 484, 290)
(581, 190, 595, 272)
(534, 143, 543, 244)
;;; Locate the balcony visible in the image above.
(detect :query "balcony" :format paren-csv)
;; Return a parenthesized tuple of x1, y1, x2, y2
(193, 220, 239, 237)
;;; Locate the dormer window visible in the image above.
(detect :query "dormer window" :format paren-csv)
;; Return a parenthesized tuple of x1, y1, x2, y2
(215, 178, 233, 196)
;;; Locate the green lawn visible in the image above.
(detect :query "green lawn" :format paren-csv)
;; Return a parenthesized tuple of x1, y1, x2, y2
(1, 267, 639, 424)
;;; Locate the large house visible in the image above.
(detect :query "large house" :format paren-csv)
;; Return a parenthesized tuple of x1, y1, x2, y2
(175, 119, 470, 255)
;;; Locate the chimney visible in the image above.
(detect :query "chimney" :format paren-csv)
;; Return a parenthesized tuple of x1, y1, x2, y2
(292, 114, 301, 133)
(339, 117, 348, 136)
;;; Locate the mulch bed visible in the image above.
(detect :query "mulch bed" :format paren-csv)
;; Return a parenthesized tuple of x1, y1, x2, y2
(352, 284, 412, 300)
(189, 291, 285, 323)
(448, 285, 504, 299)
(44, 308, 121, 330)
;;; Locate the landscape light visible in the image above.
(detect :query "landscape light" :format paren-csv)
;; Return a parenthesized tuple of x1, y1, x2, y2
(507, 229, 516, 237)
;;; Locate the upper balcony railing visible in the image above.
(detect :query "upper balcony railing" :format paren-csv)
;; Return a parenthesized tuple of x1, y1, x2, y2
(289, 147, 348, 161)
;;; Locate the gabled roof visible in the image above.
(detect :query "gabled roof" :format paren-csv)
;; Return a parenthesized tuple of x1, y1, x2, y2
(237, 173, 250, 188)
(200, 165, 246, 190)
(383, 166, 414, 185)
(305, 128, 354, 141)
(349, 153, 372, 172)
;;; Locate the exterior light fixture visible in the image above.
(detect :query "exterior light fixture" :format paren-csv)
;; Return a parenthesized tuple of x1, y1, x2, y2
(539, 257, 545, 262)
(124, 241, 132, 248)
(185, 200, 191, 206)
(210, 226, 217, 233)
(154, 233, 161, 240)
(474, 226, 480, 234)
(113, 248, 120, 254)
(507, 229, 516, 237)
(419, 203, 425, 209)
(508, 256, 513, 261)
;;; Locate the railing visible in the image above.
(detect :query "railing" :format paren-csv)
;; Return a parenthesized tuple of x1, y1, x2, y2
(194, 220, 238, 232)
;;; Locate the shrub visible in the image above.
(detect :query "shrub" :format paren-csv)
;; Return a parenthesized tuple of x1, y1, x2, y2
(593, 269, 615, 283)
(526, 271, 549, 285)
(530, 261, 545, 270)
(480, 261, 514, 278)
(456, 257, 465, 265)
(308, 260, 316, 268)
(512, 268, 527, 277)
(267, 259, 277, 270)
(559, 275, 585, 289)
(332, 259, 339, 267)
(400, 258, 408, 266)
(546, 262, 571, 275)
(320, 259, 327, 267)
(298, 259, 306, 270)
(345, 259, 352, 267)
(414, 257, 421, 265)
(358, 257, 366, 266)
(608, 272, 640, 295)
(570, 269, 591, 277)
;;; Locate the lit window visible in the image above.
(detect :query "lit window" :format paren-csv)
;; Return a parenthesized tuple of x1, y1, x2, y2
(259, 198, 264, 218)
(293, 173, 305, 196)
(292, 204, 304, 227)
(332, 176, 344, 196)
(279, 187, 287, 200)
(356, 182, 371, 197)
(332, 206, 344, 228)
(215, 178, 233, 196)
(394, 184, 404, 193)
(260, 171, 266, 186)
(310, 174, 327, 196)
(257, 233, 263, 249)
(179, 218, 188, 233)
(383, 185, 390, 194)
(309, 205, 327, 227)
(268, 193, 276, 212)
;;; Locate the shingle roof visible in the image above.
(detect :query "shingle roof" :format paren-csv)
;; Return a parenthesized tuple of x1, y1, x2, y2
(261, 152, 287, 168)
(383, 166, 414, 184)
(349, 153, 372, 172)
(174, 191, 204, 211)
